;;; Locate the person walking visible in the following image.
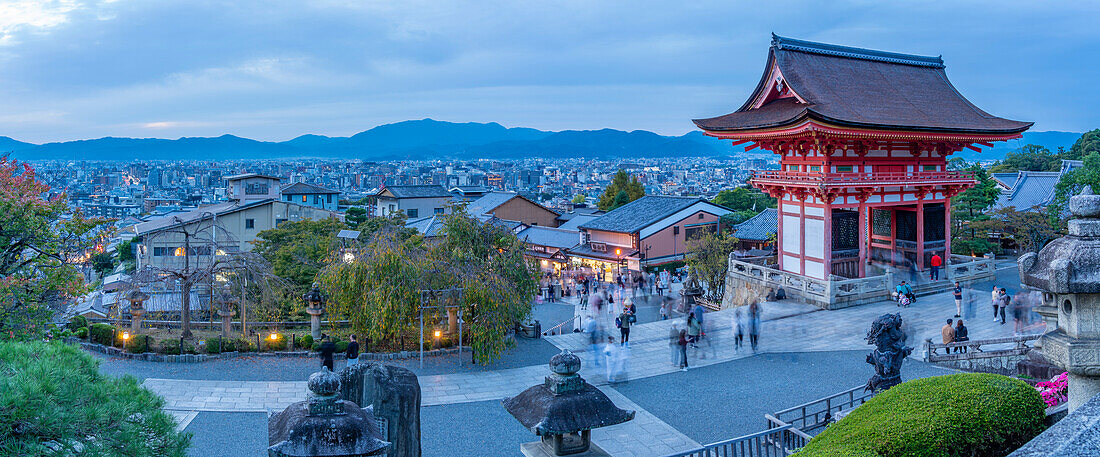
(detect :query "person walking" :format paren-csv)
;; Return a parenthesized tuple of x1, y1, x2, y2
(318, 335, 336, 372)
(930, 254, 942, 281)
(345, 334, 360, 367)
(954, 320, 969, 353)
(604, 336, 619, 383)
(953, 282, 963, 318)
(659, 298, 669, 320)
(733, 307, 745, 351)
(686, 312, 701, 350)
(677, 330, 689, 372)
(1011, 292, 1025, 334)
(617, 308, 634, 346)
(748, 301, 761, 352)
(668, 324, 681, 367)
(941, 319, 956, 351)
(587, 318, 603, 368)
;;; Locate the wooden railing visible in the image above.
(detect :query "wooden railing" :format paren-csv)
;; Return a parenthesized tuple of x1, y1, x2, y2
(767, 385, 874, 435)
(664, 424, 808, 457)
(750, 170, 975, 187)
(926, 334, 1042, 363)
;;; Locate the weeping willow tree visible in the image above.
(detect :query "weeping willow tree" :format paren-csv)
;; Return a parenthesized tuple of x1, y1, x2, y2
(318, 207, 538, 363)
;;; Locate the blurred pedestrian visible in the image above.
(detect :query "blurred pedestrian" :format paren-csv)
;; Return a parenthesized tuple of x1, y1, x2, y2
(678, 330, 689, 372)
(669, 324, 681, 367)
(748, 301, 761, 352)
(604, 336, 619, 382)
(686, 312, 701, 349)
(318, 335, 335, 371)
(586, 318, 603, 367)
(1012, 293, 1026, 334)
(733, 307, 745, 351)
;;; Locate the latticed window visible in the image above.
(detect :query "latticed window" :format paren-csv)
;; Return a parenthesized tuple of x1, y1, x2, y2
(872, 209, 892, 237)
(832, 210, 859, 251)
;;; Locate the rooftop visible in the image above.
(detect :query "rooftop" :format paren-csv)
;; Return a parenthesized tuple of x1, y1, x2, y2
(694, 35, 1032, 135)
(517, 226, 580, 250)
(579, 196, 705, 234)
(280, 182, 339, 195)
(377, 185, 452, 199)
(732, 207, 778, 241)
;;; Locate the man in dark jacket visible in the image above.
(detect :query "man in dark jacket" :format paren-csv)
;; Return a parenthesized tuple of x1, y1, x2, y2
(318, 335, 336, 371)
(345, 334, 360, 367)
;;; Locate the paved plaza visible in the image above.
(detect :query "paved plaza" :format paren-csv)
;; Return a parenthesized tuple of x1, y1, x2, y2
(100, 262, 1033, 456)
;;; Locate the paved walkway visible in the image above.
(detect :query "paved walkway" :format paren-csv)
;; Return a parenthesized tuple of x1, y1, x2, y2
(143, 270, 1032, 456)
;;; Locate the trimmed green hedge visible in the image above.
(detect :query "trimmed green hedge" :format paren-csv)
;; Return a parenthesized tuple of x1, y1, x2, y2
(795, 373, 1046, 457)
(126, 334, 152, 353)
(74, 327, 87, 339)
(0, 341, 190, 456)
(88, 323, 115, 346)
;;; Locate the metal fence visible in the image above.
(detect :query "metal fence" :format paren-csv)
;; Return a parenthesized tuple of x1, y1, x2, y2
(767, 385, 874, 435)
(664, 424, 808, 457)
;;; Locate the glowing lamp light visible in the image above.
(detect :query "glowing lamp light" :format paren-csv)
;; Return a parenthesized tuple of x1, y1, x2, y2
(122, 332, 130, 340)
(615, 248, 622, 256)
(269, 333, 278, 341)
(433, 330, 442, 338)
(540, 260, 549, 267)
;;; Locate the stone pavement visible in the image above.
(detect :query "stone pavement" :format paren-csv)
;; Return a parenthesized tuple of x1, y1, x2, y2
(143, 267, 1031, 456)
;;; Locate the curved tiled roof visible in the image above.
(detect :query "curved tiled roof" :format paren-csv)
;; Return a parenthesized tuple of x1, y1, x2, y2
(280, 182, 338, 195)
(694, 35, 1032, 134)
(579, 196, 705, 234)
(732, 207, 778, 241)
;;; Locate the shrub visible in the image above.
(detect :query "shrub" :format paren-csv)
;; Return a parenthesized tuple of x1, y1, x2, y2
(334, 341, 348, 353)
(298, 334, 314, 349)
(234, 338, 253, 353)
(794, 373, 1046, 457)
(0, 341, 190, 456)
(126, 335, 152, 353)
(311, 342, 322, 352)
(264, 334, 287, 351)
(205, 337, 235, 354)
(75, 327, 87, 339)
(88, 323, 115, 346)
(67, 315, 88, 331)
(160, 339, 195, 355)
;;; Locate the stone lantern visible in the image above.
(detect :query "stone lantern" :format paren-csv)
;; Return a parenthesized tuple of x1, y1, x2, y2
(269, 367, 390, 457)
(127, 289, 149, 334)
(215, 285, 238, 340)
(503, 350, 635, 456)
(303, 283, 326, 341)
(1020, 186, 1100, 412)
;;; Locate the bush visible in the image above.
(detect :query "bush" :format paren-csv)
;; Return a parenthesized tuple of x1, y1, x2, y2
(88, 323, 115, 346)
(67, 315, 88, 331)
(298, 334, 314, 349)
(126, 334, 152, 353)
(234, 338, 253, 353)
(794, 373, 1046, 457)
(160, 339, 195, 355)
(264, 334, 287, 351)
(75, 327, 87, 339)
(0, 341, 190, 456)
(311, 342, 322, 352)
(205, 337, 235, 354)
(334, 341, 348, 353)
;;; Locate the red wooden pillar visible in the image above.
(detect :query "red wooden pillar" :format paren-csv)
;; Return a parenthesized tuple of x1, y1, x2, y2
(857, 202, 867, 277)
(890, 208, 897, 267)
(944, 198, 953, 259)
(823, 204, 833, 278)
(777, 196, 784, 271)
(916, 201, 925, 271)
(799, 195, 806, 275)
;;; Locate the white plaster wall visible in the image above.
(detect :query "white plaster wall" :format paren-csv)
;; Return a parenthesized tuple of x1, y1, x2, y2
(805, 206, 824, 217)
(805, 219, 825, 259)
(782, 255, 801, 274)
(868, 195, 882, 203)
(804, 260, 825, 279)
(783, 215, 801, 255)
(885, 194, 901, 203)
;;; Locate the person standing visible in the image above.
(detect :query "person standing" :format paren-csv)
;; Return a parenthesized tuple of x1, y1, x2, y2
(941, 319, 956, 349)
(318, 335, 336, 372)
(748, 301, 761, 352)
(733, 308, 745, 351)
(677, 330, 689, 372)
(659, 298, 669, 320)
(686, 312, 701, 350)
(954, 320, 969, 353)
(930, 253, 942, 281)
(953, 282, 963, 318)
(668, 324, 681, 367)
(617, 308, 633, 346)
(604, 336, 619, 383)
(345, 334, 360, 367)
(992, 286, 1001, 323)
(998, 288, 1009, 324)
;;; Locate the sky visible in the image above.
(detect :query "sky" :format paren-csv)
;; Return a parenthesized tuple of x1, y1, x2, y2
(1, 0, 1098, 143)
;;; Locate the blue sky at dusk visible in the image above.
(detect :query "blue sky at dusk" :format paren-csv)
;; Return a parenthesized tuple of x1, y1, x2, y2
(1, 0, 1097, 143)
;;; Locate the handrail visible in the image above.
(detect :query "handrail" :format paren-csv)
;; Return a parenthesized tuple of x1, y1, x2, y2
(543, 315, 581, 336)
(750, 170, 975, 186)
(664, 424, 806, 457)
(770, 384, 873, 433)
(764, 414, 813, 441)
(926, 333, 1042, 362)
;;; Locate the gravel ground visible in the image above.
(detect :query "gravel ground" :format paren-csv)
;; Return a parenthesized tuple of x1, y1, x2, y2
(94, 334, 563, 381)
(611, 350, 956, 445)
(185, 412, 267, 457)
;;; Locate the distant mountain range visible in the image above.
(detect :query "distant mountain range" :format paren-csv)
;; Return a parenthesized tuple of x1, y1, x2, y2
(0, 119, 1082, 162)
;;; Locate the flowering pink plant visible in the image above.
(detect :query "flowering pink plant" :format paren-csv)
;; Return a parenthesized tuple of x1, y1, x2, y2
(1035, 372, 1068, 407)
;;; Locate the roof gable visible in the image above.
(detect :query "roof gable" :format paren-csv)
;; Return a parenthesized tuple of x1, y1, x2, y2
(281, 182, 338, 195)
(581, 196, 720, 234)
(378, 185, 452, 199)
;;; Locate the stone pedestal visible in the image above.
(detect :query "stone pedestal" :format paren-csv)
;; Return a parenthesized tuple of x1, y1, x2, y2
(447, 308, 458, 335)
(520, 442, 610, 457)
(219, 309, 236, 339)
(131, 308, 145, 334)
(340, 363, 421, 457)
(307, 308, 323, 341)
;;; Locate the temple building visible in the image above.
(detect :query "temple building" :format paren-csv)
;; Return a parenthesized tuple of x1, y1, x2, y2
(696, 35, 1031, 280)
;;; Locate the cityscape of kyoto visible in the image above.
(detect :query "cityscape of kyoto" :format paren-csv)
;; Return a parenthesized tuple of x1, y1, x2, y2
(4, 2, 1100, 456)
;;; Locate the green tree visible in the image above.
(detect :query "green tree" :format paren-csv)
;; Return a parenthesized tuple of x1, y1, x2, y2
(252, 218, 345, 293)
(712, 187, 777, 212)
(91, 251, 115, 276)
(989, 144, 1060, 172)
(1, 157, 113, 341)
(571, 194, 587, 204)
(117, 239, 137, 274)
(1065, 129, 1100, 161)
(318, 207, 536, 363)
(345, 206, 368, 229)
(1052, 151, 1100, 212)
(0, 341, 190, 456)
(685, 230, 739, 301)
(598, 170, 645, 211)
(987, 206, 1060, 254)
(950, 161, 1003, 256)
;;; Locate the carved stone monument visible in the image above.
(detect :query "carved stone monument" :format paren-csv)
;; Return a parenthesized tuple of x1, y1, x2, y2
(340, 363, 421, 457)
(127, 289, 149, 334)
(269, 367, 390, 457)
(504, 350, 635, 456)
(1019, 186, 1100, 412)
(864, 313, 913, 392)
(303, 283, 326, 341)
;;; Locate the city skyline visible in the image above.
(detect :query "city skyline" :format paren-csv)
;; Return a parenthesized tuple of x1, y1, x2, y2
(1, 1, 1097, 143)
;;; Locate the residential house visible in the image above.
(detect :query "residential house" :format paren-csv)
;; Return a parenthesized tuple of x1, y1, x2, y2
(993, 160, 1082, 212)
(464, 192, 560, 227)
(730, 207, 778, 251)
(517, 226, 580, 273)
(374, 185, 452, 219)
(572, 196, 732, 278)
(280, 182, 340, 211)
